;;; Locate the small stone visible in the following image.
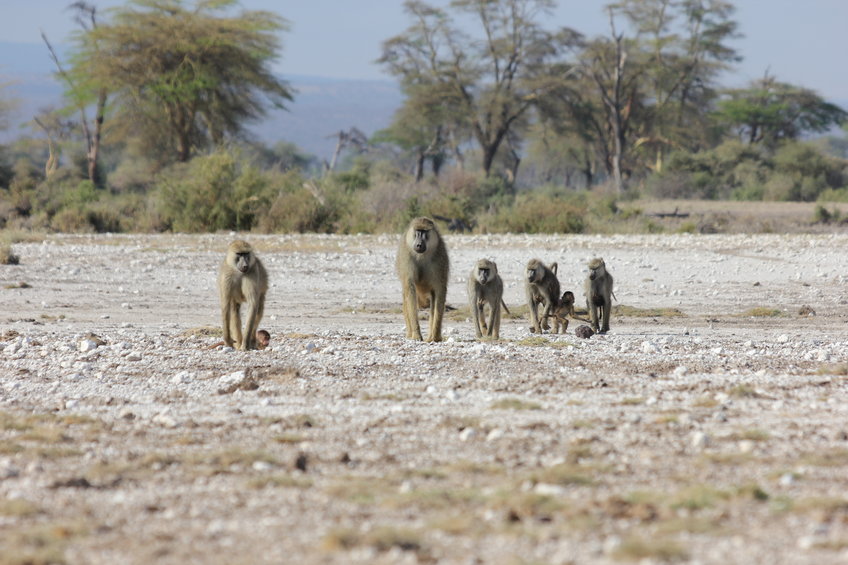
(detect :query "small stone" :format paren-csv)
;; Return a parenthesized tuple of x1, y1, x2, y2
(171, 371, 193, 384)
(486, 428, 504, 441)
(691, 431, 710, 449)
(575, 325, 594, 339)
(672, 365, 688, 377)
(641, 341, 659, 354)
(776, 334, 789, 344)
(459, 428, 477, 442)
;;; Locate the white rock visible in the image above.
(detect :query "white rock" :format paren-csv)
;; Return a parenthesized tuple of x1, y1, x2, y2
(640, 341, 659, 354)
(459, 428, 477, 442)
(79, 339, 99, 352)
(486, 428, 504, 441)
(777, 334, 789, 344)
(673, 366, 689, 377)
(172, 371, 194, 385)
(691, 431, 710, 449)
(220, 370, 247, 387)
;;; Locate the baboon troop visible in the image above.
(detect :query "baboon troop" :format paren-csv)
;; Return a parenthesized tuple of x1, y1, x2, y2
(467, 258, 504, 339)
(585, 257, 614, 334)
(396, 217, 450, 342)
(206, 224, 617, 348)
(524, 259, 561, 334)
(217, 240, 268, 350)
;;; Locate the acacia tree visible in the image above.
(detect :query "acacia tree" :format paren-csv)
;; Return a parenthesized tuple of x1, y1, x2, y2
(380, 0, 577, 178)
(73, 0, 292, 163)
(618, 0, 740, 172)
(716, 74, 848, 147)
(44, 1, 108, 184)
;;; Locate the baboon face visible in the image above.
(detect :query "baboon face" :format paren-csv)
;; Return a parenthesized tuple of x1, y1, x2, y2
(526, 259, 544, 284)
(475, 259, 496, 285)
(588, 258, 605, 280)
(228, 240, 255, 273)
(408, 218, 438, 255)
(561, 291, 575, 307)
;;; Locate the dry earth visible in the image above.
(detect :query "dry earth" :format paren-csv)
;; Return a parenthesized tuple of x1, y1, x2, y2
(1, 231, 848, 565)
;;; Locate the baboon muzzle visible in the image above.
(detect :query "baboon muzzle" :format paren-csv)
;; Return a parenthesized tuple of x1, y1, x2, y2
(414, 242, 426, 253)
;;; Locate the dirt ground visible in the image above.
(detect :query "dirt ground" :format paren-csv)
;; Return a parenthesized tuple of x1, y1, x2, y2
(1, 230, 847, 564)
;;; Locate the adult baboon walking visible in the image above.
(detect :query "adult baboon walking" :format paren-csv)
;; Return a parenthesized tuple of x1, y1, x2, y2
(468, 258, 504, 340)
(525, 258, 560, 334)
(585, 257, 614, 333)
(218, 240, 268, 350)
(396, 217, 450, 342)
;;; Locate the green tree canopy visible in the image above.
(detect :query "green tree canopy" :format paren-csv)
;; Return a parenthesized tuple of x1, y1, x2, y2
(379, 0, 579, 179)
(716, 74, 848, 147)
(71, 0, 293, 163)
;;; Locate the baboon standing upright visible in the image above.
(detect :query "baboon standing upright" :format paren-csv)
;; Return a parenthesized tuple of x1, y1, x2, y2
(396, 217, 450, 342)
(218, 240, 268, 350)
(525, 258, 560, 334)
(584, 257, 614, 333)
(467, 258, 504, 340)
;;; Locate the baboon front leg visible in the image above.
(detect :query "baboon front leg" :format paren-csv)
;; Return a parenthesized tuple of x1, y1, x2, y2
(230, 303, 243, 349)
(221, 302, 234, 347)
(472, 302, 484, 338)
(488, 303, 501, 339)
(528, 302, 541, 333)
(427, 289, 445, 342)
(242, 297, 264, 350)
(601, 298, 611, 333)
(403, 282, 422, 340)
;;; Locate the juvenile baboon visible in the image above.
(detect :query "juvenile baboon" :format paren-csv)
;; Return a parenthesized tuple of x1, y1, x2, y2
(396, 217, 450, 342)
(207, 329, 271, 351)
(218, 240, 268, 350)
(525, 258, 561, 334)
(547, 290, 576, 334)
(467, 258, 504, 339)
(584, 257, 614, 333)
(256, 329, 271, 349)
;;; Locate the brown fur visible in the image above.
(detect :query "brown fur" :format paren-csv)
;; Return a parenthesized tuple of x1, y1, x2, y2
(525, 258, 560, 334)
(584, 257, 614, 333)
(218, 240, 268, 350)
(467, 258, 503, 340)
(396, 217, 450, 342)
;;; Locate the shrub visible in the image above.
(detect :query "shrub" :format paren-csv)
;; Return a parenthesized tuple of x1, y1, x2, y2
(487, 190, 586, 234)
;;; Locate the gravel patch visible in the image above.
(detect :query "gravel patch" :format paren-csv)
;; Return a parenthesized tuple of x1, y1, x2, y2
(1, 232, 847, 564)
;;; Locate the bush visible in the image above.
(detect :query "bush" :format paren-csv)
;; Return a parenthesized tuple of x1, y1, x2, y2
(155, 150, 276, 232)
(487, 191, 586, 234)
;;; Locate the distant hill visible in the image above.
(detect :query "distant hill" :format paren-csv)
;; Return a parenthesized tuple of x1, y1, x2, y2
(0, 41, 402, 160)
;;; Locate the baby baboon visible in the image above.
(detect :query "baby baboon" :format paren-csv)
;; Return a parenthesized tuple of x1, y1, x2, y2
(467, 258, 504, 339)
(525, 258, 561, 334)
(207, 329, 270, 351)
(396, 217, 450, 342)
(547, 290, 576, 334)
(218, 240, 268, 350)
(584, 257, 614, 333)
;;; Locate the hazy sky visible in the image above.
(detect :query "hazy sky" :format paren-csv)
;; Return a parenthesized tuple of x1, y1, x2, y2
(1, 0, 846, 100)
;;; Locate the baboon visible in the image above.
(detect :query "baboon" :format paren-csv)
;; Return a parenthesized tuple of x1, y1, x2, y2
(525, 258, 560, 334)
(256, 329, 271, 349)
(584, 257, 614, 333)
(467, 258, 504, 339)
(547, 290, 576, 334)
(396, 217, 450, 342)
(218, 240, 268, 350)
(207, 329, 270, 351)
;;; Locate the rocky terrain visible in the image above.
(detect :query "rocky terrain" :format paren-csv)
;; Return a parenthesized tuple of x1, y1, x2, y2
(1, 232, 847, 564)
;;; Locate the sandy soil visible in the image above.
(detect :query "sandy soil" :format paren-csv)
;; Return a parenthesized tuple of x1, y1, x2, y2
(1, 232, 847, 564)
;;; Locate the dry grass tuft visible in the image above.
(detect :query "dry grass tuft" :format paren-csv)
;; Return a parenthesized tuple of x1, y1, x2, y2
(739, 307, 784, 317)
(490, 398, 542, 411)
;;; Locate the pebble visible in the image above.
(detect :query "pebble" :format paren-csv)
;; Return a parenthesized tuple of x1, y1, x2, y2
(79, 339, 99, 352)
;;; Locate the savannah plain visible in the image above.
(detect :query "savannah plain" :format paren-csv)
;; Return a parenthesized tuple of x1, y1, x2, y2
(1, 202, 848, 564)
